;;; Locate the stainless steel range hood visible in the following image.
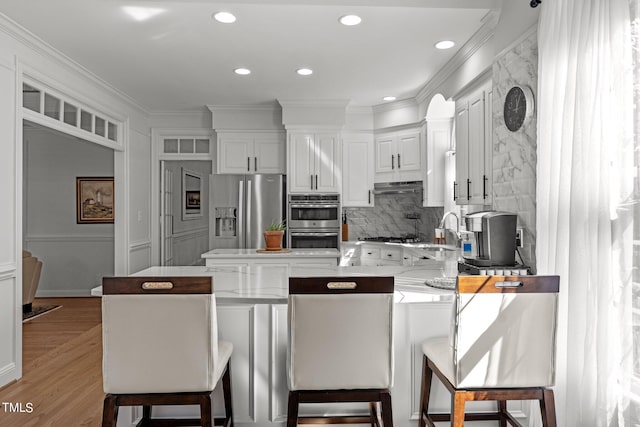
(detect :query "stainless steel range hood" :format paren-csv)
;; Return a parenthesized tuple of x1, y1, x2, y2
(371, 181, 423, 195)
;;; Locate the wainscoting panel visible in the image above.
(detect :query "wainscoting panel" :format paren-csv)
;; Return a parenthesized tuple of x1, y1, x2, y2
(171, 226, 208, 266)
(129, 240, 151, 274)
(0, 267, 19, 387)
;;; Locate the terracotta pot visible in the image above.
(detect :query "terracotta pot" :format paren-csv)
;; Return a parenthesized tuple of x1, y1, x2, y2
(263, 230, 284, 251)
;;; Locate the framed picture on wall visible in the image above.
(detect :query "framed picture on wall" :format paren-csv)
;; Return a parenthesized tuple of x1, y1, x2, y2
(182, 168, 203, 220)
(76, 177, 114, 224)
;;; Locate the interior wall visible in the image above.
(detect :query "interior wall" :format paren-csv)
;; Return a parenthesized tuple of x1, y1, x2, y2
(165, 160, 211, 266)
(23, 125, 114, 296)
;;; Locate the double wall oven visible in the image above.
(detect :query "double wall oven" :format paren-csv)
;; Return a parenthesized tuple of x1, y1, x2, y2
(287, 194, 340, 249)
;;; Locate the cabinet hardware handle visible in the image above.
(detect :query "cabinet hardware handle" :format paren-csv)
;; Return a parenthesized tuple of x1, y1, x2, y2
(368, 189, 371, 204)
(254, 157, 258, 172)
(247, 157, 250, 172)
(391, 154, 395, 170)
(467, 179, 471, 200)
(310, 174, 313, 190)
(315, 174, 318, 190)
(483, 175, 488, 198)
(453, 182, 457, 200)
(387, 254, 392, 257)
(397, 153, 401, 168)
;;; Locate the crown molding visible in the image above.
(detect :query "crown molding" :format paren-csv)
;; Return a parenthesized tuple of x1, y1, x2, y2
(371, 97, 418, 115)
(277, 99, 351, 109)
(207, 101, 281, 113)
(0, 12, 149, 116)
(415, 9, 500, 106)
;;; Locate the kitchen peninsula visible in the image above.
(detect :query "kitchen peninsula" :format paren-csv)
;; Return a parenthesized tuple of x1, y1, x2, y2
(201, 248, 340, 268)
(99, 262, 515, 426)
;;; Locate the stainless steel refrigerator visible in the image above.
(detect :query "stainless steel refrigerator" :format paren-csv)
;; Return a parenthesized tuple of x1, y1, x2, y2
(209, 174, 286, 249)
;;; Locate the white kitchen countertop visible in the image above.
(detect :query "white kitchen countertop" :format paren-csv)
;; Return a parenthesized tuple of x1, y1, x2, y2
(201, 248, 340, 259)
(92, 264, 454, 304)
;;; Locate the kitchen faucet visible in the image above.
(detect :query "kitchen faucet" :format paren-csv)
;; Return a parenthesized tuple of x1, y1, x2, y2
(438, 211, 461, 246)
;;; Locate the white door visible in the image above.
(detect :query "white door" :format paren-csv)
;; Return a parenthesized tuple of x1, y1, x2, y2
(315, 133, 339, 192)
(288, 133, 315, 192)
(342, 137, 374, 207)
(160, 161, 174, 266)
(254, 137, 285, 174)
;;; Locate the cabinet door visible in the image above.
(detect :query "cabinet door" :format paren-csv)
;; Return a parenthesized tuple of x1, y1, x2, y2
(454, 105, 469, 203)
(218, 137, 253, 174)
(342, 136, 374, 207)
(397, 132, 421, 172)
(315, 133, 340, 192)
(375, 135, 395, 174)
(483, 87, 493, 204)
(254, 137, 285, 174)
(467, 90, 486, 204)
(424, 119, 451, 207)
(288, 133, 315, 192)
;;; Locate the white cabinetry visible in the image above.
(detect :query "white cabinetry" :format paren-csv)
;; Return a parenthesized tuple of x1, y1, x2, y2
(374, 129, 422, 183)
(454, 80, 493, 205)
(423, 119, 451, 207)
(342, 133, 374, 207)
(287, 132, 340, 193)
(217, 132, 285, 174)
(359, 244, 410, 266)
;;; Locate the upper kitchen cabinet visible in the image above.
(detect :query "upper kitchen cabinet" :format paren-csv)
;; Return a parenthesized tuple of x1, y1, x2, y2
(287, 131, 341, 193)
(217, 132, 285, 174)
(454, 79, 493, 205)
(374, 129, 422, 183)
(342, 133, 374, 207)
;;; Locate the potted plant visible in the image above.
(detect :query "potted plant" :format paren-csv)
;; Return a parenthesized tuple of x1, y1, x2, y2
(264, 219, 286, 251)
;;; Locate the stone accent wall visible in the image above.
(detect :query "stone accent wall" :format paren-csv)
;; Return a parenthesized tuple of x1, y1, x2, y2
(344, 192, 443, 241)
(492, 31, 538, 270)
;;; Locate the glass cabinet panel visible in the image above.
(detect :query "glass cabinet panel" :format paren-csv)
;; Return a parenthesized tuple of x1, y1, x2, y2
(164, 139, 179, 153)
(23, 84, 41, 113)
(63, 102, 78, 126)
(179, 138, 194, 153)
(108, 122, 117, 141)
(44, 93, 61, 120)
(95, 116, 106, 136)
(195, 139, 210, 153)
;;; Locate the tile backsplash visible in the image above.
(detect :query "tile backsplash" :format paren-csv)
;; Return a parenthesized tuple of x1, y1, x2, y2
(343, 192, 443, 241)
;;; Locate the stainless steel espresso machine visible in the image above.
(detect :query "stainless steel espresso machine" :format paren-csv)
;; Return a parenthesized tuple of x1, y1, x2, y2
(458, 211, 529, 275)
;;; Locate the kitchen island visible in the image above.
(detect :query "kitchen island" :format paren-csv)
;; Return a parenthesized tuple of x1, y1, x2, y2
(102, 263, 524, 426)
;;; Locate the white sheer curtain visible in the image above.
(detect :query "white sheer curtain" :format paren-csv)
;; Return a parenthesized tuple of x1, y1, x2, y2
(536, 0, 637, 425)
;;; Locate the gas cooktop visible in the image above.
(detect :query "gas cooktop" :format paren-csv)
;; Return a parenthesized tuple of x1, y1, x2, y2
(358, 236, 422, 244)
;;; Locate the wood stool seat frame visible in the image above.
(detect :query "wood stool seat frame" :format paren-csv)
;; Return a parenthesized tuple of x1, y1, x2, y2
(101, 276, 234, 427)
(287, 276, 395, 427)
(418, 275, 560, 427)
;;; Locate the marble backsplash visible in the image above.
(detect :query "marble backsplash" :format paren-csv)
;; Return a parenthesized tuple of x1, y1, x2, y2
(343, 192, 443, 241)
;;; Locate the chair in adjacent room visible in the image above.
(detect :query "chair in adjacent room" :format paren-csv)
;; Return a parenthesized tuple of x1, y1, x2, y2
(101, 276, 234, 427)
(418, 275, 560, 427)
(287, 275, 395, 427)
(22, 250, 42, 313)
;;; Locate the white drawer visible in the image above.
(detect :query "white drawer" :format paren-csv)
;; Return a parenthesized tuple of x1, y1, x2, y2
(380, 248, 402, 261)
(361, 247, 381, 259)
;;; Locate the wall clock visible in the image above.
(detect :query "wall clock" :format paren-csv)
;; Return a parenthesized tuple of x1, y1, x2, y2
(503, 85, 534, 132)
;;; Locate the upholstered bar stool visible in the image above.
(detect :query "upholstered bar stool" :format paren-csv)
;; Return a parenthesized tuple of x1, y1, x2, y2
(101, 276, 233, 427)
(418, 275, 560, 427)
(287, 276, 395, 427)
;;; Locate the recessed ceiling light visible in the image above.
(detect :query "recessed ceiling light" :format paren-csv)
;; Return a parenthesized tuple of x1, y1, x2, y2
(383, 96, 396, 102)
(435, 40, 455, 50)
(213, 11, 236, 23)
(234, 68, 251, 75)
(296, 68, 313, 76)
(339, 15, 362, 26)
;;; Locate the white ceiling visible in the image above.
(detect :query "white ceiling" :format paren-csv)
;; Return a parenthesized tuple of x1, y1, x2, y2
(0, 0, 500, 112)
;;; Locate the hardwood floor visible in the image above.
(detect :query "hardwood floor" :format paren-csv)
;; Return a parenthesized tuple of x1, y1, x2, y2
(0, 297, 104, 427)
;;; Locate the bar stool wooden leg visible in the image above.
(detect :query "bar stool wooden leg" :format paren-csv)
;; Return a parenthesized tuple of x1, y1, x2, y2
(452, 391, 466, 427)
(498, 400, 507, 427)
(102, 394, 118, 427)
(199, 394, 213, 427)
(540, 389, 557, 427)
(287, 391, 300, 427)
(380, 391, 393, 427)
(418, 355, 433, 427)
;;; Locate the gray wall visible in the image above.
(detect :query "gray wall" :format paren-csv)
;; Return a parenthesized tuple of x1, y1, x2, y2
(492, 30, 538, 270)
(23, 125, 114, 296)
